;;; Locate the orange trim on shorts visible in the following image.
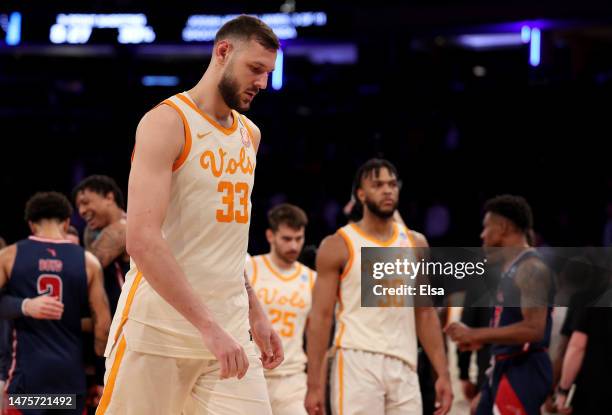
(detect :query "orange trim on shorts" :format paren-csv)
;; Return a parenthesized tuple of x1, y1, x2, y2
(96, 335, 127, 415)
(336, 229, 354, 282)
(160, 99, 192, 172)
(176, 93, 238, 135)
(337, 349, 344, 415)
(349, 222, 399, 247)
(114, 271, 143, 342)
(249, 255, 258, 287)
(261, 255, 303, 282)
(240, 114, 256, 148)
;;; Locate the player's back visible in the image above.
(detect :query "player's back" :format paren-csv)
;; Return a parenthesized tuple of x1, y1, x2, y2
(5, 236, 88, 394)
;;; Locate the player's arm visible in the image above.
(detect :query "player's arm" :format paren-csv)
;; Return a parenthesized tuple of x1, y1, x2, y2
(128, 105, 248, 379)
(88, 220, 126, 268)
(411, 231, 453, 415)
(468, 258, 551, 345)
(244, 271, 284, 369)
(85, 251, 111, 356)
(305, 234, 346, 414)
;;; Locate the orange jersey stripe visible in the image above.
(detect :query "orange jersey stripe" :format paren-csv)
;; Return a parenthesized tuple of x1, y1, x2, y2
(176, 93, 238, 135)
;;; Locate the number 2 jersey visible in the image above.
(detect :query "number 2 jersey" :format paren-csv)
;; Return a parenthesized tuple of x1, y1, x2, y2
(245, 255, 315, 376)
(106, 92, 257, 359)
(4, 236, 88, 395)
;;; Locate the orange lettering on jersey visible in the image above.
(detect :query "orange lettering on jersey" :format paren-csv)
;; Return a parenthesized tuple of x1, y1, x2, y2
(257, 287, 306, 309)
(200, 148, 226, 177)
(200, 147, 254, 177)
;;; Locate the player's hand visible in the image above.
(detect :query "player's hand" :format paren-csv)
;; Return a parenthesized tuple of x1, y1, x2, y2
(23, 295, 64, 320)
(461, 380, 478, 400)
(544, 394, 557, 413)
(85, 384, 104, 407)
(434, 375, 453, 415)
(305, 385, 326, 415)
(250, 313, 284, 369)
(201, 323, 249, 380)
(445, 321, 477, 345)
(555, 394, 572, 414)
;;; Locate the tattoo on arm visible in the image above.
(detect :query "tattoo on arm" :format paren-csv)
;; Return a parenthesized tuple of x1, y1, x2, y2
(90, 223, 126, 268)
(517, 259, 551, 308)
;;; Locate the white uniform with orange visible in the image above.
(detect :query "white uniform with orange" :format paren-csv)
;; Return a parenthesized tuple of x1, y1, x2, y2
(245, 254, 315, 415)
(331, 222, 422, 415)
(97, 92, 271, 415)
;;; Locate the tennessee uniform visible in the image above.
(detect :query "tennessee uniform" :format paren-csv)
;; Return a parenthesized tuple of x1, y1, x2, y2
(245, 254, 315, 415)
(331, 222, 422, 415)
(97, 92, 271, 415)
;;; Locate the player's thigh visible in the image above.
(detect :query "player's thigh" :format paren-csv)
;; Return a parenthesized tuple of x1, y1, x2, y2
(330, 349, 385, 415)
(185, 352, 272, 415)
(96, 337, 202, 415)
(267, 373, 307, 415)
(384, 357, 422, 415)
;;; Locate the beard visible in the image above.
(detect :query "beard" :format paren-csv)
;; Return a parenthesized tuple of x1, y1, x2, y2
(218, 68, 246, 111)
(364, 197, 397, 219)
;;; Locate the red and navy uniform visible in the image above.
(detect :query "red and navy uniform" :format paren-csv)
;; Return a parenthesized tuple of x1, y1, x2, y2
(4, 236, 88, 414)
(476, 249, 554, 415)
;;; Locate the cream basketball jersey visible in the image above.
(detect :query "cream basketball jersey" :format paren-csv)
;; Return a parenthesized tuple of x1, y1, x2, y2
(106, 92, 257, 359)
(333, 222, 419, 369)
(245, 255, 315, 376)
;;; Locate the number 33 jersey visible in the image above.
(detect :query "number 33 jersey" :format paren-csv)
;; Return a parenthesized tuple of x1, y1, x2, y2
(245, 255, 315, 376)
(107, 92, 257, 359)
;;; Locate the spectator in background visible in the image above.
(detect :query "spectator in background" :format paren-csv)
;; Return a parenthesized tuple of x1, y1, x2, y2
(72, 175, 128, 314)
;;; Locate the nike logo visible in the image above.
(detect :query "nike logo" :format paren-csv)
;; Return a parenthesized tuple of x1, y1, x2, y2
(197, 131, 212, 139)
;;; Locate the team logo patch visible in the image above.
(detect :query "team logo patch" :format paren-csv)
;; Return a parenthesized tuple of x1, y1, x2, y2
(240, 127, 251, 147)
(301, 274, 308, 282)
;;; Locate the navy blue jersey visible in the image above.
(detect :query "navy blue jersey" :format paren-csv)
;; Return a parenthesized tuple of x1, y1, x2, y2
(490, 249, 554, 357)
(5, 236, 88, 395)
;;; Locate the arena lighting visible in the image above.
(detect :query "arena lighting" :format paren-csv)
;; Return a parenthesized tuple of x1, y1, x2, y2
(456, 33, 524, 49)
(49, 13, 156, 44)
(141, 75, 180, 87)
(521, 25, 531, 43)
(529, 28, 541, 67)
(5, 12, 21, 46)
(182, 12, 327, 42)
(271, 49, 283, 90)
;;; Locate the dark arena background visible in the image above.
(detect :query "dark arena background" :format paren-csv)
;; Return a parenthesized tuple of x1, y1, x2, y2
(0, 1, 611, 414)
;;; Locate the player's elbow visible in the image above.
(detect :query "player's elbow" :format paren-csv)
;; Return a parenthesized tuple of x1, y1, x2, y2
(126, 229, 152, 261)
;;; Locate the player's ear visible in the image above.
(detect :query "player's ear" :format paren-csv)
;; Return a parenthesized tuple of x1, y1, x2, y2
(214, 39, 233, 64)
(62, 219, 70, 233)
(265, 229, 274, 244)
(27, 221, 35, 234)
(356, 187, 366, 204)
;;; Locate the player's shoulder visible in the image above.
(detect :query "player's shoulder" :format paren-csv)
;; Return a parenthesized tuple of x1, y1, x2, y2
(0, 243, 17, 266)
(84, 250, 103, 270)
(407, 229, 428, 247)
(138, 98, 184, 137)
(237, 113, 261, 149)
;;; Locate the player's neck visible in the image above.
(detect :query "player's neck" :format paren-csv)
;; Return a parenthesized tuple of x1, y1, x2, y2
(187, 75, 234, 127)
(32, 222, 65, 240)
(107, 206, 126, 225)
(501, 237, 531, 272)
(268, 251, 295, 271)
(358, 214, 395, 241)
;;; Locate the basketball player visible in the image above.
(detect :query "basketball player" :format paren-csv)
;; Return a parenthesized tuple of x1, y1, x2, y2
(97, 15, 283, 414)
(73, 175, 129, 314)
(0, 191, 111, 413)
(305, 158, 453, 415)
(446, 195, 554, 415)
(245, 204, 315, 415)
